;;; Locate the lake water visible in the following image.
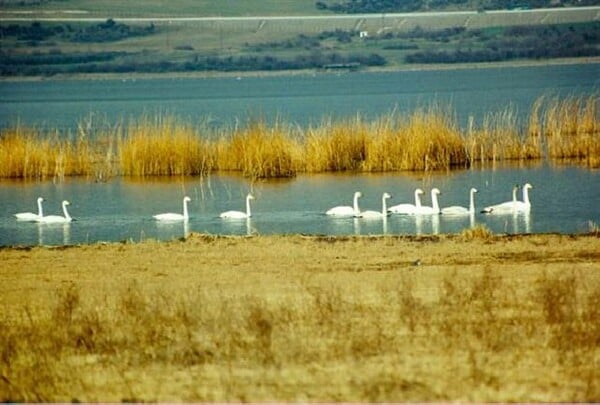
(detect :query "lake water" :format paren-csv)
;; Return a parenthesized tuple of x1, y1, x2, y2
(1, 63, 599, 245)
(1, 164, 599, 246)
(1, 63, 599, 131)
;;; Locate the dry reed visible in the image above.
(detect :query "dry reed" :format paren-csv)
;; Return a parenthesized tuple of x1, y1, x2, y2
(215, 120, 301, 178)
(118, 115, 213, 176)
(304, 115, 369, 172)
(0, 125, 96, 180)
(1, 94, 598, 179)
(458, 224, 495, 241)
(543, 95, 600, 167)
(304, 107, 467, 172)
(386, 107, 466, 171)
(466, 104, 542, 165)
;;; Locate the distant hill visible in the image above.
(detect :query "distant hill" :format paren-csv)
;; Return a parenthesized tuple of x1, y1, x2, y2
(1, 1, 598, 77)
(0, 0, 598, 17)
(316, 0, 600, 13)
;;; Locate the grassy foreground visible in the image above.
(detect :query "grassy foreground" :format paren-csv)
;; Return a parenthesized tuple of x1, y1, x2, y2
(1, 232, 599, 402)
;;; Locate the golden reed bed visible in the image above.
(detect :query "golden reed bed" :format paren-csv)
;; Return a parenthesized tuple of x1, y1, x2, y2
(0, 95, 598, 180)
(0, 232, 599, 402)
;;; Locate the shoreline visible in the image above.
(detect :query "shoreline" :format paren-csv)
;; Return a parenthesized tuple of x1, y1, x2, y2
(1, 230, 597, 250)
(1, 56, 598, 83)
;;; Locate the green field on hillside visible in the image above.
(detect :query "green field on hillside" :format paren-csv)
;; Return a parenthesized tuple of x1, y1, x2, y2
(0, 0, 323, 17)
(1, 0, 596, 17)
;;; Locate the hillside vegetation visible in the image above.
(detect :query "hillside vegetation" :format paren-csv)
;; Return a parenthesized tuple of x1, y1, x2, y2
(0, 18, 598, 76)
(316, 0, 599, 13)
(0, 1, 598, 76)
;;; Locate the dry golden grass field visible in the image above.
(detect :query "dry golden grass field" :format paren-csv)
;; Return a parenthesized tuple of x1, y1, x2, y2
(1, 232, 599, 402)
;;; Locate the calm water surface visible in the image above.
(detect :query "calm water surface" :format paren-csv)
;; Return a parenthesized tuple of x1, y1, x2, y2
(1, 165, 598, 246)
(1, 63, 599, 131)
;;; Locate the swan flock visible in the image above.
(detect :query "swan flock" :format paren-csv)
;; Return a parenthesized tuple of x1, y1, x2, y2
(327, 184, 533, 218)
(15, 184, 533, 227)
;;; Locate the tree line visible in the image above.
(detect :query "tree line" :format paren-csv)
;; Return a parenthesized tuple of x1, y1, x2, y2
(0, 51, 386, 76)
(248, 29, 357, 52)
(0, 19, 155, 44)
(404, 22, 600, 63)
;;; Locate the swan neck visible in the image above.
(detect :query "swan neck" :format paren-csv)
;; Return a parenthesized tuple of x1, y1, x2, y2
(353, 194, 360, 215)
(414, 191, 421, 208)
(523, 188, 530, 205)
(381, 196, 387, 215)
(37, 199, 44, 217)
(62, 202, 71, 220)
(512, 188, 518, 202)
(432, 192, 440, 213)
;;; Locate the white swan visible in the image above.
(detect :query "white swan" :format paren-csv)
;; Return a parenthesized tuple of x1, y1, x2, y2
(36, 200, 72, 224)
(220, 193, 254, 219)
(153, 196, 191, 221)
(388, 188, 423, 215)
(15, 197, 45, 221)
(442, 188, 478, 215)
(512, 183, 533, 213)
(414, 188, 441, 215)
(326, 191, 362, 217)
(357, 192, 391, 219)
(481, 184, 519, 214)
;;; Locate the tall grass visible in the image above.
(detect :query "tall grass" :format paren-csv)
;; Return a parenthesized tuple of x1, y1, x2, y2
(304, 108, 467, 173)
(1, 94, 597, 179)
(118, 116, 213, 176)
(467, 105, 542, 165)
(304, 116, 369, 172)
(215, 120, 301, 178)
(542, 95, 600, 167)
(0, 125, 96, 180)
(391, 107, 466, 171)
(1, 254, 598, 401)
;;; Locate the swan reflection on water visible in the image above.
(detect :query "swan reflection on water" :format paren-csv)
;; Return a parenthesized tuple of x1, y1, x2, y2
(219, 217, 255, 236)
(415, 215, 442, 235)
(329, 215, 388, 236)
(513, 211, 532, 234)
(415, 215, 424, 236)
(37, 222, 70, 246)
(488, 211, 532, 234)
(432, 214, 440, 235)
(354, 216, 389, 235)
(155, 219, 190, 240)
(354, 217, 360, 235)
(246, 218, 256, 236)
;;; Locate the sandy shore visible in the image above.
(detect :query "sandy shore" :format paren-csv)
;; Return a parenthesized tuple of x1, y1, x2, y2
(2, 233, 599, 303)
(2, 232, 599, 312)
